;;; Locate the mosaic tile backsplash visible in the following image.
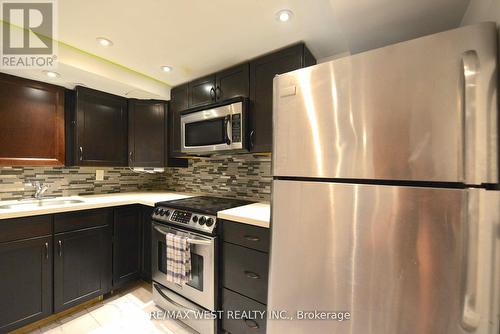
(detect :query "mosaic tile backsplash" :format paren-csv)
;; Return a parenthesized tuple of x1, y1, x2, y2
(165, 154, 272, 201)
(0, 167, 166, 201)
(0, 154, 272, 202)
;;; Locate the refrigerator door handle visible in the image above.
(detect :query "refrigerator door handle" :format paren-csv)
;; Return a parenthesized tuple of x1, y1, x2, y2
(461, 189, 481, 331)
(462, 51, 479, 185)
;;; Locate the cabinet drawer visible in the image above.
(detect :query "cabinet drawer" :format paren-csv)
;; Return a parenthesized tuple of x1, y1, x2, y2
(54, 208, 112, 233)
(223, 242, 269, 304)
(0, 215, 52, 243)
(222, 288, 266, 334)
(222, 220, 269, 252)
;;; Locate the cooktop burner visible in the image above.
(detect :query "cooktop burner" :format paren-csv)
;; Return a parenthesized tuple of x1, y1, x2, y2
(156, 196, 253, 215)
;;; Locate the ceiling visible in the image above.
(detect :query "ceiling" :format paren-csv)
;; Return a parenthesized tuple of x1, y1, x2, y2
(1, 0, 471, 98)
(57, 0, 470, 87)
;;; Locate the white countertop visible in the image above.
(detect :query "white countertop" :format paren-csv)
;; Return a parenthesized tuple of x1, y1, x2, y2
(217, 202, 271, 228)
(0, 192, 193, 220)
(0, 192, 271, 228)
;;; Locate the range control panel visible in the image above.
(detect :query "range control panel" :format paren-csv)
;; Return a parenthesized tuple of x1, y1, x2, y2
(152, 206, 217, 233)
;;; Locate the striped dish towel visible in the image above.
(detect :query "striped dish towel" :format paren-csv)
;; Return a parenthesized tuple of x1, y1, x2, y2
(166, 233, 192, 285)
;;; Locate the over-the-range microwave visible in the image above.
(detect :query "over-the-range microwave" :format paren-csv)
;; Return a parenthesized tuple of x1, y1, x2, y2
(180, 97, 248, 155)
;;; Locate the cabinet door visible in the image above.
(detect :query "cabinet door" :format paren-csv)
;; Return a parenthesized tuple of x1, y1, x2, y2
(0, 237, 52, 333)
(113, 206, 142, 288)
(169, 84, 188, 157)
(141, 206, 153, 281)
(54, 226, 111, 312)
(188, 74, 216, 107)
(249, 44, 314, 153)
(75, 86, 128, 166)
(129, 100, 165, 167)
(215, 64, 249, 101)
(165, 102, 188, 166)
(0, 73, 65, 166)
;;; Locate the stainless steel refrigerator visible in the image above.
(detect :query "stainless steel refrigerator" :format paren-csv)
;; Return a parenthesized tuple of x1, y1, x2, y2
(268, 22, 500, 334)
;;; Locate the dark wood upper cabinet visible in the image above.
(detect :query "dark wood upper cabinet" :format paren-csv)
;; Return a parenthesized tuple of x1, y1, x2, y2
(128, 100, 165, 167)
(188, 74, 216, 107)
(74, 86, 128, 166)
(215, 63, 249, 102)
(0, 73, 65, 166)
(249, 43, 316, 153)
(169, 83, 189, 113)
(168, 85, 187, 158)
(113, 206, 142, 289)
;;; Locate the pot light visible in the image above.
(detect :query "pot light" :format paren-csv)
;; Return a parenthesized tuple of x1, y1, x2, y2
(43, 70, 60, 78)
(276, 9, 293, 22)
(96, 37, 113, 47)
(161, 66, 173, 72)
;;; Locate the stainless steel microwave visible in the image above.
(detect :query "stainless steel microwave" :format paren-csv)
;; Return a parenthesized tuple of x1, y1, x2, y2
(180, 99, 247, 155)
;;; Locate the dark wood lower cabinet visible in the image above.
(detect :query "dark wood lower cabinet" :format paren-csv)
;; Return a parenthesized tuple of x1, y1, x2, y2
(113, 206, 142, 288)
(141, 206, 154, 282)
(54, 225, 111, 313)
(221, 221, 271, 334)
(0, 205, 151, 331)
(0, 236, 52, 333)
(222, 289, 267, 334)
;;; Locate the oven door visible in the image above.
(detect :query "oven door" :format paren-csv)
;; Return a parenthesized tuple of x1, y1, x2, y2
(151, 222, 216, 311)
(180, 100, 245, 155)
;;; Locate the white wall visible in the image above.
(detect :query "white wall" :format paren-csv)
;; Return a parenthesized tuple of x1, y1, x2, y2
(461, 0, 500, 25)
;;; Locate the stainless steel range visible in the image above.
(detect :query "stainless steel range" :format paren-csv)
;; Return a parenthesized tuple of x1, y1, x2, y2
(151, 196, 252, 334)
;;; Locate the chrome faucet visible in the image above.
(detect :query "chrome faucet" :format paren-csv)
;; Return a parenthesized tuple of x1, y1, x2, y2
(33, 182, 49, 200)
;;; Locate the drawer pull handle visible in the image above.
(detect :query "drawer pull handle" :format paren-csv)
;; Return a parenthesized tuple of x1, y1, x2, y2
(244, 235, 260, 242)
(244, 271, 260, 279)
(244, 318, 260, 329)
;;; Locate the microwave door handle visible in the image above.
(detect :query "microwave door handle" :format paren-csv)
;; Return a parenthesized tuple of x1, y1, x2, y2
(153, 226, 212, 246)
(224, 115, 231, 145)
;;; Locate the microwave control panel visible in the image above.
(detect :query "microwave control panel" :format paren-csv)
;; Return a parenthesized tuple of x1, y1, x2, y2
(231, 114, 241, 143)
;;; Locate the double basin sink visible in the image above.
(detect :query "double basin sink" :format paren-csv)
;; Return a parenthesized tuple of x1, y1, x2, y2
(0, 198, 85, 210)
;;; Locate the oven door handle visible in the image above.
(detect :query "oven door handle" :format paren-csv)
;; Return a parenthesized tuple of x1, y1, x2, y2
(153, 226, 213, 246)
(154, 284, 197, 313)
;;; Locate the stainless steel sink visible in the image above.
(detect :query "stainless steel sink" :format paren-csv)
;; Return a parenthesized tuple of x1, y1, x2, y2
(0, 199, 85, 210)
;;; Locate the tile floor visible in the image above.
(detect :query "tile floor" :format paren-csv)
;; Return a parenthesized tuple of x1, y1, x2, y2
(24, 282, 195, 334)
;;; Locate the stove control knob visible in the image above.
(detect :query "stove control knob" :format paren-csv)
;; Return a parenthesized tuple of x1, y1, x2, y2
(159, 209, 166, 216)
(206, 218, 214, 227)
(165, 210, 170, 216)
(154, 208, 161, 215)
(199, 217, 206, 225)
(192, 216, 198, 223)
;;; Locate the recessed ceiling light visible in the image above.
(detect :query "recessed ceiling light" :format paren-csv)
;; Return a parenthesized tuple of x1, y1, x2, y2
(96, 37, 113, 47)
(161, 66, 173, 72)
(43, 70, 60, 78)
(276, 9, 293, 22)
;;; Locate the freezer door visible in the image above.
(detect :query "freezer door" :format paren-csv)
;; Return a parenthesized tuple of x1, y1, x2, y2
(268, 180, 499, 334)
(273, 22, 498, 184)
